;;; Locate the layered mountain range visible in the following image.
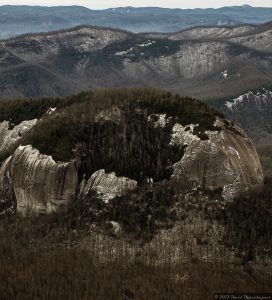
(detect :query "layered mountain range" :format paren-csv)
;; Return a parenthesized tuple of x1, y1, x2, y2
(0, 21, 271, 99)
(0, 6, 271, 296)
(1, 5, 272, 39)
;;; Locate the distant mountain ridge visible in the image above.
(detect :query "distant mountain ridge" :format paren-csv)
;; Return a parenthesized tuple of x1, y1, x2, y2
(1, 5, 272, 39)
(0, 22, 271, 99)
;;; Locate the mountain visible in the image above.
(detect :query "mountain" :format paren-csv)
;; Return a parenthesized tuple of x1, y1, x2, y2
(211, 87, 272, 175)
(1, 5, 272, 39)
(168, 24, 256, 40)
(0, 89, 263, 216)
(0, 23, 271, 99)
(1, 89, 269, 298)
(0, 7, 271, 297)
(225, 89, 272, 111)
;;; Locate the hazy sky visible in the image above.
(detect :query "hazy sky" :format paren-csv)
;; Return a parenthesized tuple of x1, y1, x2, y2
(1, 1, 272, 9)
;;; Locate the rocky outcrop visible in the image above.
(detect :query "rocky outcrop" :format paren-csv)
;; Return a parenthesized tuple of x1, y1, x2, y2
(0, 119, 37, 155)
(0, 90, 265, 215)
(95, 107, 123, 123)
(0, 115, 264, 214)
(171, 118, 263, 199)
(148, 114, 170, 128)
(79, 169, 137, 204)
(122, 41, 230, 80)
(0, 156, 15, 215)
(0, 145, 78, 215)
(225, 90, 272, 111)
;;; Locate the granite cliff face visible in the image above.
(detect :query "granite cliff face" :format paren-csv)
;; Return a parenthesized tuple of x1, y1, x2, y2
(0, 119, 37, 154)
(171, 119, 263, 199)
(0, 90, 264, 215)
(0, 145, 78, 215)
(0, 156, 14, 215)
(78, 170, 137, 204)
(122, 41, 229, 81)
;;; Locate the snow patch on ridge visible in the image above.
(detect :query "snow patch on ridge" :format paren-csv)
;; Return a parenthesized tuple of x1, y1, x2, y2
(83, 169, 137, 204)
(170, 123, 200, 146)
(226, 89, 272, 111)
(148, 114, 171, 128)
(138, 41, 156, 47)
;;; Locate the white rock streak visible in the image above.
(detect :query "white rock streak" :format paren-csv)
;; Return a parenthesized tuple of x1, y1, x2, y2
(170, 119, 263, 200)
(83, 169, 137, 203)
(0, 119, 37, 154)
(226, 90, 272, 111)
(0, 145, 78, 215)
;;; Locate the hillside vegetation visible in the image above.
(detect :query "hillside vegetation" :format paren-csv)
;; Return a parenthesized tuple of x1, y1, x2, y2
(0, 23, 271, 99)
(0, 89, 223, 182)
(0, 88, 271, 298)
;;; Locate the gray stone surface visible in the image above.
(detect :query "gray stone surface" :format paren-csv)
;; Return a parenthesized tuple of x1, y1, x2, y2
(171, 118, 263, 199)
(81, 169, 137, 204)
(0, 145, 78, 215)
(0, 119, 37, 155)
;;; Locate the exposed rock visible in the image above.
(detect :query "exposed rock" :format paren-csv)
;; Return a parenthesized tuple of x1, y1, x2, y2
(46, 107, 56, 115)
(170, 123, 200, 146)
(0, 156, 15, 215)
(95, 107, 123, 123)
(171, 119, 263, 199)
(109, 221, 122, 236)
(122, 41, 230, 80)
(81, 169, 137, 204)
(1, 145, 78, 215)
(221, 70, 228, 79)
(0, 119, 37, 155)
(148, 114, 170, 128)
(225, 90, 272, 111)
(0, 91, 265, 216)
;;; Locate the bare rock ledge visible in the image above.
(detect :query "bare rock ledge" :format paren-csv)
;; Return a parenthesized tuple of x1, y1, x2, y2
(0, 145, 78, 215)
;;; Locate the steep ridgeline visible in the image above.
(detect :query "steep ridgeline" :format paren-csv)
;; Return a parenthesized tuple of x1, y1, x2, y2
(1, 5, 272, 39)
(168, 25, 256, 40)
(229, 22, 272, 53)
(218, 88, 272, 174)
(0, 89, 263, 217)
(0, 146, 78, 215)
(225, 89, 272, 111)
(0, 23, 272, 99)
